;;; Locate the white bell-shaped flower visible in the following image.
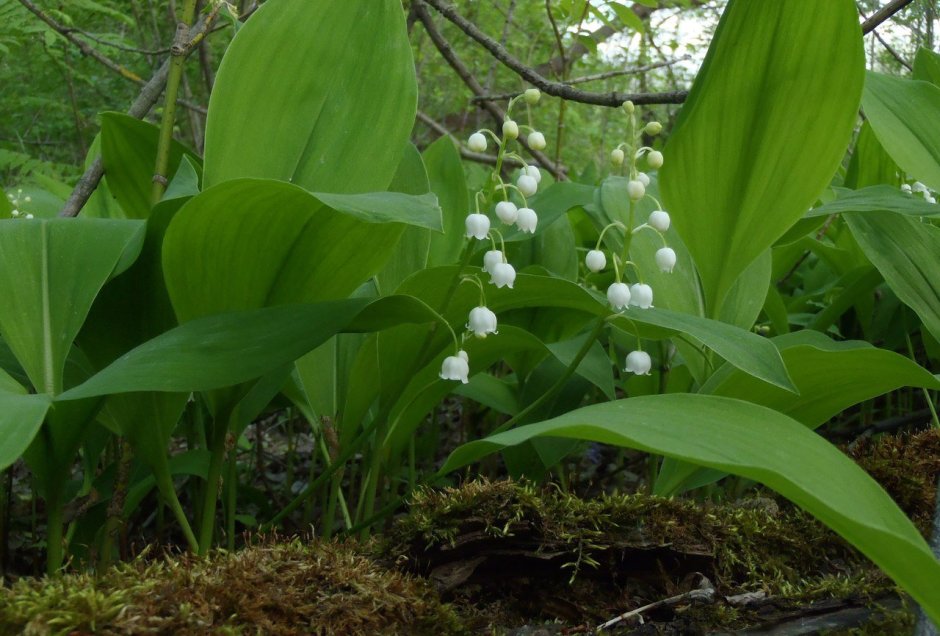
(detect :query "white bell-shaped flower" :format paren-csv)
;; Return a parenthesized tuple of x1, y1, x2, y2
(647, 150, 664, 169)
(468, 132, 487, 153)
(24, 213, 34, 220)
(648, 210, 670, 232)
(607, 282, 631, 310)
(484, 250, 504, 274)
(629, 283, 653, 309)
(901, 183, 912, 194)
(516, 207, 538, 233)
(624, 350, 652, 375)
(610, 148, 625, 166)
(527, 131, 547, 150)
(637, 172, 650, 187)
(490, 262, 516, 289)
(467, 306, 498, 338)
(465, 213, 491, 240)
(440, 350, 470, 383)
(585, 249, 606, 273)
(524, 165, 542, 183)
(627, 180, 646, 201)
(517, 174, 538, 197)
(495, 201, 519, 224)
(913, 181, 928, 193)
(503, 120, 519, 140)
(655, 247, 677, 273)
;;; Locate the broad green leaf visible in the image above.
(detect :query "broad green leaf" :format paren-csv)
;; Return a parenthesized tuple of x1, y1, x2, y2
(439, 394, 940, 624)
(656, 331, 940, 495)
(100, 112, 199, 219)
(845, 121, 899, 189)
(203, 0, 416, 194)
(0, 392, 50, 470)
(845, 211, 940, 342)
(862, 72, 940, 192)
(717, 250, 771, 330)
(660, 0, 864, 316)
(423, 136, 469, 267)
(162, 179, 440, 321)
(0, 219, 145, 395)
(58, 296, 443, 401)
(808, 186, 940, 218)
(913, 47, 940, 88)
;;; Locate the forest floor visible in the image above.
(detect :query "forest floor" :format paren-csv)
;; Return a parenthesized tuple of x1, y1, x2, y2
(0, 428, 937, 635)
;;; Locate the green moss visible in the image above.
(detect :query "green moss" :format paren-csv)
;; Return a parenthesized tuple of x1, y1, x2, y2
(0, 539, 465, 635)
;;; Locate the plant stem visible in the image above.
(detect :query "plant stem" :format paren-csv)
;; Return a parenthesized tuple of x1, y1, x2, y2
(154, 468, 198, 551)
(197, 416, 230, 556)
(45, 487, 64, 575)
(150, 0, 198, 205)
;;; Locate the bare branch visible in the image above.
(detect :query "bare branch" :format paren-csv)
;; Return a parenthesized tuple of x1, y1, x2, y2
(861, 0, 916, 34)
(416, 110, 523, 168)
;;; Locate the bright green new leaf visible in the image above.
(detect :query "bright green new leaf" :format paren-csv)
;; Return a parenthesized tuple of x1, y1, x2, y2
(807, 186, 940, 218)
(845, 211, 940, 343)
(913, 47, 940, 88)
(203, 0, 416, 194)
(439, 394, 940, 624)
(100, 112, 199, 219)
(656, 331, 940, 495)
(0, 219, 145, 395)
(863, 72, 940, 192)
(0, 392, 52, 471)
(162, 179, 441, 321)
(423, 136, 470, 267)
(58, 296, 443, 401)
(660, 0, 864, 316)
(845, 121, 899, 189)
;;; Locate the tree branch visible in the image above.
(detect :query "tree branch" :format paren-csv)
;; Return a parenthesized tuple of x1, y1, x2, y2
(416, 110, 523, 168)
(414, 0, 566, 178)
(422, 0, 686, 107)
(861, 0, 916, 34)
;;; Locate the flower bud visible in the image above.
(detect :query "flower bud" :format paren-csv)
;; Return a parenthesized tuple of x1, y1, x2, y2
(484, 249, 504, 274)
(495, 201, 519, 224)
(490, 262, 516, 289)
(644, 121, 663, 135)
(585, 249, 606, 273)
(627, 180, 646, 201)
(901, 183, 912, 194)
(516, 207, 538, 233)
(648, 210, 670, 232)
(467, 306, 499, 338)
(610, 148, 625, 166)
(10, 209, 20, 217)
(524, 165, 542, 183)
(465, 213, 491, 240)
(607, 282, 631, 310)
(468, 132, 487, 153)
(647, 150, 664, 169)
(24, 213, 34, 220)
(629, 283, 653, 309)
(655, 247, 677, 273)
(502, 120, 519, 140)
(624, 350, 652, 375)
(440, 351, 470, 383)
(517, 174, 538, 197)
(527, 131, 547, 150)
(637, 172, 650, 187)
(525, 88, 541, 104)
(622, 100, 635, 114)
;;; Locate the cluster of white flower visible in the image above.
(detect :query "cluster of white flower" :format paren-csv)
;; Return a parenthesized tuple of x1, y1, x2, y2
(442, 89, 549, 384)
(901, 180, 937, 204)
(592, 101, 674, 376)
(6, 188, 34, 219)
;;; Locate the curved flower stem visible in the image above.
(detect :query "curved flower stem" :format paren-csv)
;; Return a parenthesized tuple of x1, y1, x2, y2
(490, 318, 606, 436)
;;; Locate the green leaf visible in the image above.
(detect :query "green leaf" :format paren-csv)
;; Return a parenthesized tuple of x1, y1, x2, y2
(203, 0, 416, 194)
(0, 392, 51, 470)
(58, 296, 443, 401)
(913, 47, 940, 87)
(656, 331, 940, 495)
(845, 211, 940, 342)
(100, 112, 199, 219)
(439, 394, 940, 624)
(660, 0, 864, 316)
(0, 219, 145, 395)
(423, 136, 469, 267)
(845, 121, 899, 189)
(862, 72, 940, 192)
(807, 186, 940, 218)
(162, 179, 441, 321)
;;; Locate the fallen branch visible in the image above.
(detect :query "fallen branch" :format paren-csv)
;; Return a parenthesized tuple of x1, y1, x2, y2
(596, 574, 716, 631)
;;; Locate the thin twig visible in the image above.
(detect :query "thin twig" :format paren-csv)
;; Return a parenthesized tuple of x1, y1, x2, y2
(596, 575, 716, 631)
(416, 110, 522, 168)
(861, 0, 916, 34)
